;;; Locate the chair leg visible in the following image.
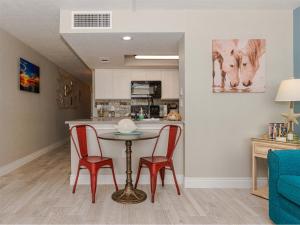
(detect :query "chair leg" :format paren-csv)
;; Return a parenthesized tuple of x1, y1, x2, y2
(134, 161, 142, 189)
(159, 167, 165, 187)
(90, 168, 99, 203)
(170, 163, 180, 195)
(72, 164, 81, 194)
(150, 169, 159, 203)
(110, 162, 118, 191)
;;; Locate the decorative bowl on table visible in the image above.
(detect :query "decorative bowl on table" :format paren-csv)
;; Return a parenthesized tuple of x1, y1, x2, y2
(114, 119, 138, 134)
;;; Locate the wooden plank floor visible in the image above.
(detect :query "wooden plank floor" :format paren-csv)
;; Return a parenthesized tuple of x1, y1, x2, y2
(0, 144, 272, 224)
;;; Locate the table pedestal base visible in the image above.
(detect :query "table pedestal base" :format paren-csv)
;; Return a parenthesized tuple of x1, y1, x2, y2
(112, 185, 147, 204)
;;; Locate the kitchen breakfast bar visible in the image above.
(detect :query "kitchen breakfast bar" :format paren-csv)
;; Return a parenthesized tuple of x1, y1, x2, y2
(66, 118, 184, 203)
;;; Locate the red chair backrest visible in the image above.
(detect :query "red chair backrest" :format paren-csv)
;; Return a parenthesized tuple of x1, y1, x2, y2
(70, 124, 102, 159)
(152, 125, 182, 160)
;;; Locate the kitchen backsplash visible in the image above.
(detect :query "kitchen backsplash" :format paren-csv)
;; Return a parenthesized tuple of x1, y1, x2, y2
(95, 99, 179, 118)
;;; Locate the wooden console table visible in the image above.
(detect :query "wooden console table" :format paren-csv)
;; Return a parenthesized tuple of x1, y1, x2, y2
(251, 138, 300, 199)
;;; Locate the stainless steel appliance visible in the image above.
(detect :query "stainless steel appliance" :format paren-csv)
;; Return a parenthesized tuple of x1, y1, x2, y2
(131, 81, 161, 99)
(159, 105, 168, 117)
(131, 105, 160, 119)
(149, 105, 160, 118)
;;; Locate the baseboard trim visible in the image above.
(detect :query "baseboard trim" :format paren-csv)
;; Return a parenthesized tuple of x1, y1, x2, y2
(70, 174, 266, 189)
(70, 174, 184, 185)
(184, 177, 267, 188)
(0, 138, 68, 177)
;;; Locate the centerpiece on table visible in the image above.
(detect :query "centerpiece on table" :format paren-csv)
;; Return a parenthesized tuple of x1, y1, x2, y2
(114, 119, 141, 135)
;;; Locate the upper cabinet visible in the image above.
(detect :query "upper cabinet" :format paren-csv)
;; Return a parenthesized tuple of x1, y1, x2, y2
(145, 70, 162, 81)
(112, 70, 131, 99)
(94, 69, 179, 100)
(94, 69, 114, 99)
(95, 69, 131, 99)
(161, 70, 179, 99)
(130, 70, 147, 81)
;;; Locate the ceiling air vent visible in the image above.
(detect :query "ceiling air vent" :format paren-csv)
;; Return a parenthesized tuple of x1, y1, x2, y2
(72, 11, 112, 29)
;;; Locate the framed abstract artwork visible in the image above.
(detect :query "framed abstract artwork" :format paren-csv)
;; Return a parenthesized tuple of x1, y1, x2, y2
(19, 58, 40, 93)
(212, 39, 266, 93)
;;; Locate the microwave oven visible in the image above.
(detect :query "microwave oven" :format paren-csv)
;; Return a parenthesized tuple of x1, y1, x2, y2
(131, 81, 161, 99)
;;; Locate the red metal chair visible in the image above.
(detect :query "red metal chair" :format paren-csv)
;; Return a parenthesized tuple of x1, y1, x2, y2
(70, 124, 118, 203)
(134, 125, 182, 203)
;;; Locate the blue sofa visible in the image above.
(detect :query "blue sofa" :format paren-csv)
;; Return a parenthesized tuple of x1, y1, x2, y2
(268, 150, 300, 224)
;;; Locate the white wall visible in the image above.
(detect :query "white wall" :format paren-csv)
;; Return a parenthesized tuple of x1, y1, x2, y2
(61, 10, 293, 180)
(0, 28, 91, 167)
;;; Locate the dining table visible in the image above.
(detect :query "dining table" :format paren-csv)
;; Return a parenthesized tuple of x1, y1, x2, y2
(98, 131, 159, 204)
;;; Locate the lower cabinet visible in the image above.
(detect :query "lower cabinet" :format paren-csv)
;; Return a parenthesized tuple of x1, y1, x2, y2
(94, 69, 179, 100)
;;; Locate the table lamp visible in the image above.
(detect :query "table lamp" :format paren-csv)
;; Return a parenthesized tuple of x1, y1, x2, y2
(275, 78, 300, 140)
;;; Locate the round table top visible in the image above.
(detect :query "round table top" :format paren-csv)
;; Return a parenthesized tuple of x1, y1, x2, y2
(98, 131, 159, 141)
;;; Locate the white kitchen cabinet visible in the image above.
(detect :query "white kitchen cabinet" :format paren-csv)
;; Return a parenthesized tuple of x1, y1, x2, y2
(112, 70, 131, 99)
(131, 69, 162, 82)
(95, 69, 131, 99)
(94, 69, 113, 99)
(130, 70, 147, 81)
(145, 70, 162, 81)
(94, 69, 179, 100)
(162, 70, 179, 99)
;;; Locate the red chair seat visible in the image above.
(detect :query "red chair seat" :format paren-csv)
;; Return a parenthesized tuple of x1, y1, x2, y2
(141, 156, 168, 164)
(82, 156, 111, 163)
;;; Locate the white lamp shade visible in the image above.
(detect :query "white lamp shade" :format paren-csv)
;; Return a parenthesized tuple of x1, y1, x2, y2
(275, 79, 300, 102)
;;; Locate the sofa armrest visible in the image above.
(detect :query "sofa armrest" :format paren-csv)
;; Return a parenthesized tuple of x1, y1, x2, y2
(268, 150, 300, 176)
(268, 150, 300, 225)
(268, 149, 300, 220)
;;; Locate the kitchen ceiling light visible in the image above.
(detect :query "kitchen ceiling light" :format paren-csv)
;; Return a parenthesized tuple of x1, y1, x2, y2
(99, 57, 110, 63)
(134, 55, 179, 60)
(122, 36, 132, 41)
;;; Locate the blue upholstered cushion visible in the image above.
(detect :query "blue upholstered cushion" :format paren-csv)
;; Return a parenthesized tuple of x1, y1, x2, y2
(279, 193, 300, 220)
(278, 175, 300, 206)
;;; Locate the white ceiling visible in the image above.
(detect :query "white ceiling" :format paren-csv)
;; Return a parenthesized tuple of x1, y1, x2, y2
(0, 0, 299, 83)
(62, 33, 183, 69)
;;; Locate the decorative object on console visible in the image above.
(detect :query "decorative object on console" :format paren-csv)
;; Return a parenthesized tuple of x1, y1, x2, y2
(275, 78, 300, 141)
(19, 58, 40, 93)
(212, 39, 266, 93)
(268, 123, 288, 141)
(115, 119, 137, 134)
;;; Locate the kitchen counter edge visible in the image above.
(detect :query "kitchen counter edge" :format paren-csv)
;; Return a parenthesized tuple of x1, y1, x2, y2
(65, 118, 184, 125)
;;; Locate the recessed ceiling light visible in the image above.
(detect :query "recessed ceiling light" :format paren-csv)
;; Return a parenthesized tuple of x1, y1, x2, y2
(135, 55, 179, 60)
(99, 57, 110, 63)
(122, 36, 132, 41)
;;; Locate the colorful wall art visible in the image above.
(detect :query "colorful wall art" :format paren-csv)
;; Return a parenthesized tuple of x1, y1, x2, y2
(20, 58, 40, 93)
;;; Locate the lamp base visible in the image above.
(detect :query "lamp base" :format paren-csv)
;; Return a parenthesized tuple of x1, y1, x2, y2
(287, 132, 294, 141)
(281, 101, 300, 138)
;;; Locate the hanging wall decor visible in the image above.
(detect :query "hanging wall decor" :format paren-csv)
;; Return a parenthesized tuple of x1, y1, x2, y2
(19, 58, 40, 93)
(56, 70, 79, 109)
(212, 39, 266, 93)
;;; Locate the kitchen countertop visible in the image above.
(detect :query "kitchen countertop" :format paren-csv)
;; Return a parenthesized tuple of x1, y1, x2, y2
(65, 117, 184, 125)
